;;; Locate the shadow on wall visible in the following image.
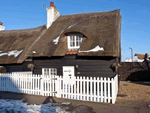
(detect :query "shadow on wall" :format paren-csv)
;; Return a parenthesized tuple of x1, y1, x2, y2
(121, 59, 150, 81)
(126, 71, 150, 81)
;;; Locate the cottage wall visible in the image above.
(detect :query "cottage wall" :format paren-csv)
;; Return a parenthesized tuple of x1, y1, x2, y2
(33, 55, 116, 78)
(2, 61, 32, 72)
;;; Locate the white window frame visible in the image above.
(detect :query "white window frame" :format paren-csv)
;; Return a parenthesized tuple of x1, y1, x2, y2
(67, 34, 83, 49)
(42, 68, 57, 76)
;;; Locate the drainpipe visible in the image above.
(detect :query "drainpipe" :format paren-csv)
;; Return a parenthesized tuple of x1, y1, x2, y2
(129, 47, 133, 81)
(116, 57, 119, 75)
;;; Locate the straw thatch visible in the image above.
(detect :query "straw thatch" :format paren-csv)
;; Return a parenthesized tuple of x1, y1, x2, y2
(0, 25, 47, 64)
(134, 53, 145, 60)
(135, 53, 149, 60)
(29, 9, 121, 57)
(0, 9, 121, 64)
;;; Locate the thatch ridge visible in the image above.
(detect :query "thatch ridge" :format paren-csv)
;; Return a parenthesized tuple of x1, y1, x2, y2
(62, 9, 120, 17)
(0, 25, 46, 33)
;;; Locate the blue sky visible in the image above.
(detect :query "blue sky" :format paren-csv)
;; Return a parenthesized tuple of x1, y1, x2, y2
(1, 0, 150, 60)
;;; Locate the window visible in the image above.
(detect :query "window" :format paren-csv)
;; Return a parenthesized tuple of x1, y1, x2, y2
(42, 68, 57, 76)
(68, 34, 83, 49)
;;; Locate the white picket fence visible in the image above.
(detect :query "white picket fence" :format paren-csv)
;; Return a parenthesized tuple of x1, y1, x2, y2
(11, 71, 32, 74)
(0, 73, 118, 104)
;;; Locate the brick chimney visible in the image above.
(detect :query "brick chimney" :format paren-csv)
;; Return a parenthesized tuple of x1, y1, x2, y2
(0, 22, 5, 31)
(50, 1, 54, 7)
(46, 2, 60, 28)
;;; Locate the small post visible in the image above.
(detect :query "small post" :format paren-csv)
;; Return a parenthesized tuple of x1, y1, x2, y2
(129, 47, 133, 62)
(111, 78, 115, 104)
(116, 75, 118, 94)
(55, 76, 59, 97)
(40, 75, 44, 96)
(129, 47, 133, 77)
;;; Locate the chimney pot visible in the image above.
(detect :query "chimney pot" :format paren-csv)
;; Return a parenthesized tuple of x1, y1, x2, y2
(0, 22, 3, 25)
(50, 2, 54, 7)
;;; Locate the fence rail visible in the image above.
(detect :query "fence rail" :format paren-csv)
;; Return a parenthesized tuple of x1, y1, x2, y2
(0, 73, 118, 104)
(11, 71, 32, 74)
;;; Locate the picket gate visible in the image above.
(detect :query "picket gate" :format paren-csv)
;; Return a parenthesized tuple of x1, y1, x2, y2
(0, 73, 118, 104)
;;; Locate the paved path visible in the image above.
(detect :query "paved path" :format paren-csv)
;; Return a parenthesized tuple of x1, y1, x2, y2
(0, 91, 150, 113)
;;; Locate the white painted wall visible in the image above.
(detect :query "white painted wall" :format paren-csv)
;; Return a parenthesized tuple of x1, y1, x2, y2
(123, 56, 144, 62)
(46, 6, 60, 28)
(0, 25, 5, 31)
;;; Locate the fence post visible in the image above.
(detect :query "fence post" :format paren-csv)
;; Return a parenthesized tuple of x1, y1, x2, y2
(100, 77, 103, 102)
(116, 75, 118, 94)
(55, 76, 60, 97)
(108, 77, 110, 103)
(40, 75, 44, 96)
(111, 77, 115, 104)
(104, 77, 106, 103)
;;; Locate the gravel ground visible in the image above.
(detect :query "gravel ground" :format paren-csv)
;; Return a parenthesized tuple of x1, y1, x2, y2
(0, 81, 150, 113)
(116, 81, 150, 108)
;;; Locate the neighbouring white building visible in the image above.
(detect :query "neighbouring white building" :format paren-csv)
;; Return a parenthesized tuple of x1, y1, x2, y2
(134, 53, 149, 62)
(123, 53, 150, 62)
(124, 58, 132, 62)
(123, 56, 144, 62)
(0, 22, 5, 31)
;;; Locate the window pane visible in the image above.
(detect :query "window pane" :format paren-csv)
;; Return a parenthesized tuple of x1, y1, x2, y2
(44, 69, 49, 75)
(70, 36, 73, 41)
(76, 41, 79, 46)
(68, 35, 83, 49)
(76, 36, 79, 41)
(79, 36, 82, 41)
(73, 41, 75, 46)
(72, 36, 75, 46)
(43, 68, 57, 75)
(73, 36, 75, 42)
(70, 42, 72, 47)
(79, 36, 82, 46)
(70, 39, 73, 47)
(76, 36, 79, 46)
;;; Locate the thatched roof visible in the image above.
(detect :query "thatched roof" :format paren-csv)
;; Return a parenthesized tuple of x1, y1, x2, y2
(0, 9, 121, 64)
(135, 53, 149, 60)
(0, 25, 47, 64)
(29, 9, 121, 57)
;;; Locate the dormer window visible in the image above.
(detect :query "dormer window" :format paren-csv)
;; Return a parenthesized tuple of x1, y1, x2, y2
(67, 34, 83, 50)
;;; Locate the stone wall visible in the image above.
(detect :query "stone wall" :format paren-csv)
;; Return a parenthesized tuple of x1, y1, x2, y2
(119, 62, 150, 81)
